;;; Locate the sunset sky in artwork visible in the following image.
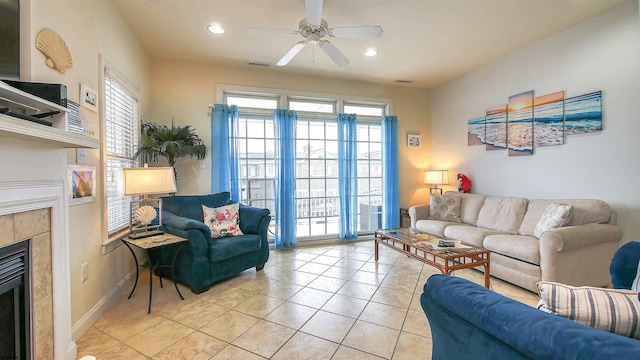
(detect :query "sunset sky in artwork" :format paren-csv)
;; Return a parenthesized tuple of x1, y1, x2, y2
(508, 90, 534, 112)
(534, 91, 565, 106)
(486, 105, 507, 115)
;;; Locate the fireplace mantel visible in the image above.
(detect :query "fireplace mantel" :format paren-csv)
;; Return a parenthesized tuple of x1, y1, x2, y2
(0, 114, 99, 148)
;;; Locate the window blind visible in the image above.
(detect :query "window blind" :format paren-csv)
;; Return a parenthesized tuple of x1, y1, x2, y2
(104, 69, 139, 233)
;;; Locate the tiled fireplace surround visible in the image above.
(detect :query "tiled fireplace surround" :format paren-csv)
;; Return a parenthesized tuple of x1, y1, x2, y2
(0, 181, 75, 359)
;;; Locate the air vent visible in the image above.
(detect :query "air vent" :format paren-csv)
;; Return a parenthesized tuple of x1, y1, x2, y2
(395, 80, 413, 84)
(248, 61, 271, 68)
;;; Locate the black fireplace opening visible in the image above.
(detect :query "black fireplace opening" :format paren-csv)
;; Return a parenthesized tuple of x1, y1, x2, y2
(0, 240, 31, 360)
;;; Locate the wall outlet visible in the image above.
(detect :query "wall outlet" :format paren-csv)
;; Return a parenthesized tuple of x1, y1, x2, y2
(76, 149, 88, 164)
(81, 262, 88, 283)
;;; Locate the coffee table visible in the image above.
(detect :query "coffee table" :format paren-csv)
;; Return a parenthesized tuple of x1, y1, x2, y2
(375, 228, 491, 288)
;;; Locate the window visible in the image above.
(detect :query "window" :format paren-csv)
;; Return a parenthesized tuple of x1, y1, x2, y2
(104, 67, 139, 236)
(224, 89, 390, 242)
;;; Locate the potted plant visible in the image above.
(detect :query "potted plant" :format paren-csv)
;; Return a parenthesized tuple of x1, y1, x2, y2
(134, 118, 207, 181)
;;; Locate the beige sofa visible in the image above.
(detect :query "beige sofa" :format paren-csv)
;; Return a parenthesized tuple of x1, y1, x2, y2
(409, 191, 623, 292)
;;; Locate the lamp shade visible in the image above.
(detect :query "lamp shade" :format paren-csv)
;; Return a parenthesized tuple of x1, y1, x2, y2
(424, 170, 449, 185)
(122, 167, 176, 196)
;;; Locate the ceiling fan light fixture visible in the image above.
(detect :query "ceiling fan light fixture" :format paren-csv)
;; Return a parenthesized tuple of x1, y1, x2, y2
(207, 24, 225, 35)
(364, 49, 378, 57)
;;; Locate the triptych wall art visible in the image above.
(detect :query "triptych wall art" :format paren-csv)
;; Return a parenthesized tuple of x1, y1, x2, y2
(467, 90, 602, 156)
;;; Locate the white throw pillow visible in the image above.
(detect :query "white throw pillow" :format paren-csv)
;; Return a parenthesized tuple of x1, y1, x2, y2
(632, 260, 640, 292)
(533, 203, 572, 238)
(428, 195, 462, 223)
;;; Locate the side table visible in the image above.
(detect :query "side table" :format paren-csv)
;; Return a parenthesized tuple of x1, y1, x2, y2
(400, 207, 410, 227)
(122, 233, 188, 314)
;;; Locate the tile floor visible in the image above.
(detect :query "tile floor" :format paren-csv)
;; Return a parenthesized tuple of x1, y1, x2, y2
(76, 240, 539, 359)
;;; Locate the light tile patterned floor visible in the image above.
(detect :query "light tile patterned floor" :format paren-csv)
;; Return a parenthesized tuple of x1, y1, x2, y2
(76, 240, 539, 359)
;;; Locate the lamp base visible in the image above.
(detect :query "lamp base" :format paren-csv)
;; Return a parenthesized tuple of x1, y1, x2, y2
(128, 230, 164, 240)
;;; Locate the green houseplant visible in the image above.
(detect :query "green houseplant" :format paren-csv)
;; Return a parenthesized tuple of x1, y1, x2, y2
(135, 119, 207, 180)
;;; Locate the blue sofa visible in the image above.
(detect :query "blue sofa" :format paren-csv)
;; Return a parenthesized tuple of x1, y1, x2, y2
(156, 192, 271, 294)
(421, 275, 640, 360)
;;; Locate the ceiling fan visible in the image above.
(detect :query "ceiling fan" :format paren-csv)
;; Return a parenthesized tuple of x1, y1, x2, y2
(244, 0, 383, 67)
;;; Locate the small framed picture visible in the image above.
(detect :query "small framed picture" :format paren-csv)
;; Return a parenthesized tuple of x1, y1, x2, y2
(80, 84, 98, 112)
(407, 134, 422, 148)
(69, 164, 96, 206)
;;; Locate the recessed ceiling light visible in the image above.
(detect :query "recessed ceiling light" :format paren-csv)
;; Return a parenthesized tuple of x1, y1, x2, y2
(207, 24, 225, 35)
(364, 49, 378, 57)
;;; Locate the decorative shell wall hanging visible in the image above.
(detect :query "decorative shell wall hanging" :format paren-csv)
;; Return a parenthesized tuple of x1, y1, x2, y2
(36, 28, 73, 74)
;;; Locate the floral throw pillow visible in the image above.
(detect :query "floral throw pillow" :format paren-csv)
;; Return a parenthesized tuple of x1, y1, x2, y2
(428, 195, 462, 223)
(202, 203, 243, 238)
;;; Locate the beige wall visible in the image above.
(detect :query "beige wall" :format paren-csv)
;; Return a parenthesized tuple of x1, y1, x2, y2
(13, 0, 150, 332)
(428, 1, 640, 242)
(148, 61, 432, 207)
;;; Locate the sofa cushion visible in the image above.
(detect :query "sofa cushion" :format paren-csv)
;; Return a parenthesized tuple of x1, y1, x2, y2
(476, 197, 528, 234)
(537, 281, 640, 340)
(428, 195, 462, 222)
(209, 234, 262, 263)
(533, 203, 572, 238)
(443, 225, 499, 248)
(484, 234, 540, 265)
(445, 191, 486, 226)
(415, 219, 457, 238)
(162, 192, 230, 222)
(518, 199, 611, 236)
(203, 203, 244, 238)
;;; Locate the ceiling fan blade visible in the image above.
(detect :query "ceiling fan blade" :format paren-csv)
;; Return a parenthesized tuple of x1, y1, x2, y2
(244, 28, 300, 35)
(305, 0, 323, 26)
(330, 26, 384, 38)
(276, 42, 306, 66)
(319, 41, 349, 67)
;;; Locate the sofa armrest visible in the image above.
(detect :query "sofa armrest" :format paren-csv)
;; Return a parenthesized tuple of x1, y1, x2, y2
(163, 210, 211, 234)
(161, 210, 210, 259)
(421, 274, 640, 360)
(238, 204, 270, 234)
(409, 205, 430, 228)
(540, 223, 623, 253)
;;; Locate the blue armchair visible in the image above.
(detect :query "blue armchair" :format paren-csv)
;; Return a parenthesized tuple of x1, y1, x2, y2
(156, 192, 270, 294)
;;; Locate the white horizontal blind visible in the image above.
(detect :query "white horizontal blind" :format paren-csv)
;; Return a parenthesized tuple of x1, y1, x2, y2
(105, 70, 139, 233)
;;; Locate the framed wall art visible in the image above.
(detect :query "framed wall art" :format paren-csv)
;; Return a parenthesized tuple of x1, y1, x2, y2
(407, 134, 422, 148)
(69, 164, 96, 206)
(80, 84, 98, 112)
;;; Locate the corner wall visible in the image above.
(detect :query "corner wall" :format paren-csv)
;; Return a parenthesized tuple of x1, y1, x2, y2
(428, 1, 640, 242)
(23, 0, 150, 334)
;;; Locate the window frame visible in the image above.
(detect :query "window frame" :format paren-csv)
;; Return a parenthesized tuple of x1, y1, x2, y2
(218, 84, 393, 243)
(100, 57, 141, 252)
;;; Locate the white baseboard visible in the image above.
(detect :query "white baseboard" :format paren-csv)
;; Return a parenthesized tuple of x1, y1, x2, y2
(71, 267, 137, 341)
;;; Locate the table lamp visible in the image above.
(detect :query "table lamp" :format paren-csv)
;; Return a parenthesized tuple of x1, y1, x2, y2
(122, 166, 176, 239)
(424, 170, 449, 195)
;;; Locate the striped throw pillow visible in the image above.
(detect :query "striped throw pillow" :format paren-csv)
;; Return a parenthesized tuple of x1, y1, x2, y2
(537, 281, 640, 339)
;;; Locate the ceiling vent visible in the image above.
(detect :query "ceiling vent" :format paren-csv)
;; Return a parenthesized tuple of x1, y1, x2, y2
(248, 61, 271, 67)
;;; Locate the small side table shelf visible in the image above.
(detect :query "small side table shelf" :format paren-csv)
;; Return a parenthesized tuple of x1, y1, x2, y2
(122, 233, 188, 314)
(400, 207, 410, 227)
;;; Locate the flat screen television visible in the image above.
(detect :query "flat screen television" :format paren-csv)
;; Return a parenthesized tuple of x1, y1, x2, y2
(0, 0, 20, 81)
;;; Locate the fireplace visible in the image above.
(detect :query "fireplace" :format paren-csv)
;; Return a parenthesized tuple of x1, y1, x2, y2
(0, 239, 31, 359)
(0, 181, 75, 359)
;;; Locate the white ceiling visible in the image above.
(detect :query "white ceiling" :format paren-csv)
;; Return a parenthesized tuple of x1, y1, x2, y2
(110, 0, 629, 89)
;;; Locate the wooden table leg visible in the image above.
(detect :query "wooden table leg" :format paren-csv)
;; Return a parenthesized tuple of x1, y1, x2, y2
(484, 256, 491, 289)
(374, 234, 379, 262)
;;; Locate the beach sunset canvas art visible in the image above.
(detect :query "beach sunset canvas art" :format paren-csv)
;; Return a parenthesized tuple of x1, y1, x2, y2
(468, 116, 485, 145)
(485, 105, 507, 150)
(565, 91, 602, 135)
(534, 91, 565, 147)
(507, 90, 534, 156)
